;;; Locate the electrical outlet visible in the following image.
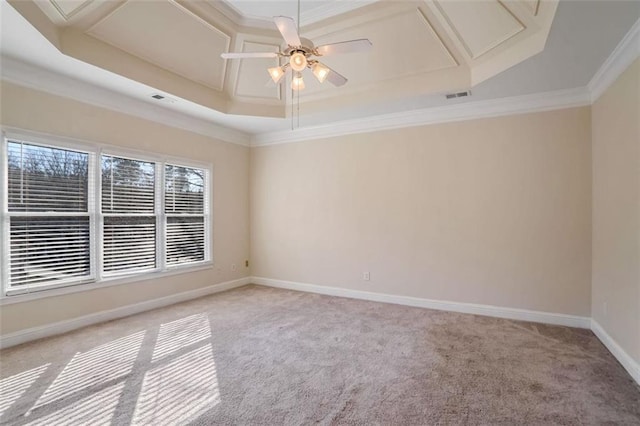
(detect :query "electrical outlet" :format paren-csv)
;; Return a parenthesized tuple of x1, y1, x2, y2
(231, 263, 237, 271)
(363, 272, 370, 281)
(245, 260, 249, 267)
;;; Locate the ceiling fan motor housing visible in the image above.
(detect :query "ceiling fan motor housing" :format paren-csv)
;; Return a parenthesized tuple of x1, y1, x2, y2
(282, 38, 316, 57)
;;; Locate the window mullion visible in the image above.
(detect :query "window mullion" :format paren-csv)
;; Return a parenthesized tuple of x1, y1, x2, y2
(1, 135, 9, 295)
(95, 150, 104, 281)
(156, 162, 165, 272)
(205, 168, 211, 263)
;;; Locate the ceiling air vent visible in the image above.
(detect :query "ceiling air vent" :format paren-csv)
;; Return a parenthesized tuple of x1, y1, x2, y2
(445, 90, 471, 100)
(150, 93, 177, 103)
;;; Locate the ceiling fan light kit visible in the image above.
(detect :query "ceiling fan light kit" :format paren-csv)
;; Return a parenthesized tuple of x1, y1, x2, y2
(292, 72, 305, 91)
(220, 2, 372, 129)
(311, 62, 330, 84)
(268, 64, 287, 84)
(289, 51, 308, 71)
(221, 15, 372, 92)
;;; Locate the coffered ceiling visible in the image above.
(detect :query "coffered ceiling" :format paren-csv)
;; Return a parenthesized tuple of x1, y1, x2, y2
(9, 0, 557, 119)
(2, 1, 639, 141)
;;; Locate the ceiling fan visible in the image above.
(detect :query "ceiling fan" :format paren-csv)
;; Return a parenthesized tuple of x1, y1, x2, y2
(220, 14, 372, 91)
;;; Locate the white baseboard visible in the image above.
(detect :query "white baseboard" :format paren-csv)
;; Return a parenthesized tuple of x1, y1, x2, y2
(0, 276, 251, 349)
(251, 277, 591, 329)
(591, 320, 640, 386)
(4, 275, 637, 387)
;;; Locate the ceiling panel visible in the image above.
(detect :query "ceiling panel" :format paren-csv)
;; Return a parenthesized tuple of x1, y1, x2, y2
(234, 41, 282, 100)
(304, 8, 458, 94)
(434, 0, 525, 59)
(87, 0, 230, 90)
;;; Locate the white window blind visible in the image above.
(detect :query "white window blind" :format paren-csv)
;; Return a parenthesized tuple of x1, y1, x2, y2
(164, 165, 206, 266)
(101, 155, 156, 274)
(6, 141, 92, 289)
(2, 134, 211, 297)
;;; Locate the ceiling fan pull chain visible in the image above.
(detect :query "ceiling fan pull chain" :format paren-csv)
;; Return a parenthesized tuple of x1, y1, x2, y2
(297, 0, 301, 35)
(297, 85, 300, 128)
(291, 86, 294, 130)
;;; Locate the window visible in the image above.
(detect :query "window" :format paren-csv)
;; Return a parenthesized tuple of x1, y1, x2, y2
(1, 134, 211, 296)
(5, 142, 94, 291)
(102, 155, 157, 275)
(165, 165, 206, 266)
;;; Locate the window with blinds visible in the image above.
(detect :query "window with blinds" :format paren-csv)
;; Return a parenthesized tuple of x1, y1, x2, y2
(101, 155, 157, 274)
(165, 165, 206, 266)
(2, 135, 211, 297)
(5, 141, 92, 289)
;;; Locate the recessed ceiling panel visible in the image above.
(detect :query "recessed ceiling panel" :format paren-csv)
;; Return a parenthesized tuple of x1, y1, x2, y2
(50, 0, 92, 18)
(88, 0, 229, 90)
(304, 9, 458, 93)
(435, 0, 525, 59)
(235, 42, 281, 100)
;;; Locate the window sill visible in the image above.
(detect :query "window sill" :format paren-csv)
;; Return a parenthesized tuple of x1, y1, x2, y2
(0, 262, 213, 306)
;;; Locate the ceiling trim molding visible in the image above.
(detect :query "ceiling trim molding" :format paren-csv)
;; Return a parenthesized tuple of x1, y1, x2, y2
(296, 0, 380, 26)
(215, 0, 380, 28)
(207, 0, 280, 30)
(50, 0, 93, 20)
(588, 17, 640, 102)
(251, 87, 591, 146)
(86, 0, 231, 92)
(0, 57, 252, 146)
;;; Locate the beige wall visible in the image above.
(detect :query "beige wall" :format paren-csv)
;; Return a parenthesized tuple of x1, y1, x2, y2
(251, 107, 592, 316)
(591, 58, 640, 363)
(0, 81, 251, 335)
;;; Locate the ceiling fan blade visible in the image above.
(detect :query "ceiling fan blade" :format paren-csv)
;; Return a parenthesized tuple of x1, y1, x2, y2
(274, 16, 301, 47)
(326, 68, 348, 87)
(315, 39, 372, 56)
(221, 52, 278, 59)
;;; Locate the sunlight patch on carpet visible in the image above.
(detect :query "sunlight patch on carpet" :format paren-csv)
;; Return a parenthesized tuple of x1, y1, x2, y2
(0, 363, 50, 417)
(32, 330, 145, 408)
(25, 381, 125, 426)
(133, 344, 220, 424)
(152, 313, 211, 362)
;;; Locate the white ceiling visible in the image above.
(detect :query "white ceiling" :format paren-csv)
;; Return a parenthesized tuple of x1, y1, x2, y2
(1, 1, 639, 138)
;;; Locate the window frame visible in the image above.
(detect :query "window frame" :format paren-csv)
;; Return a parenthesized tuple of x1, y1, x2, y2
(1, 128, 213, 302)
(164, 163, 210, 268)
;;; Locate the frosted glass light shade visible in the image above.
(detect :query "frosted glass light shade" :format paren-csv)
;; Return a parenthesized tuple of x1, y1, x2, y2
(291, 73, 305, 91)
(312, 62, 330, 83)
(268, 66, 286, 84)
(289, 52, 307, 72)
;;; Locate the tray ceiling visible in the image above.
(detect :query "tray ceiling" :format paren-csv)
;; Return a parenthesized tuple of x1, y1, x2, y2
(10, 0, 558, 119)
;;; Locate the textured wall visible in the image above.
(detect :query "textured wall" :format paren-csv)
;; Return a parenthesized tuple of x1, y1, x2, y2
(591, 58, 640, 363)
(0, 82, 251, 335)
(251, 107, 592, 316)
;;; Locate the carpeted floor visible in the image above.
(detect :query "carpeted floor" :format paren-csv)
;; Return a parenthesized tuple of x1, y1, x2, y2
(1, 285, 639, 425)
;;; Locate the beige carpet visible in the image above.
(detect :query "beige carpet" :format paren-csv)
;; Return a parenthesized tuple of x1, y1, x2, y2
(0, 285, 638, 425)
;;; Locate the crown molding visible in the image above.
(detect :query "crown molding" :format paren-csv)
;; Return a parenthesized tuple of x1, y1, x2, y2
(251, 87, 591, 146)
(0, 57, 252, 146)
(588, 17, 640, 102)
